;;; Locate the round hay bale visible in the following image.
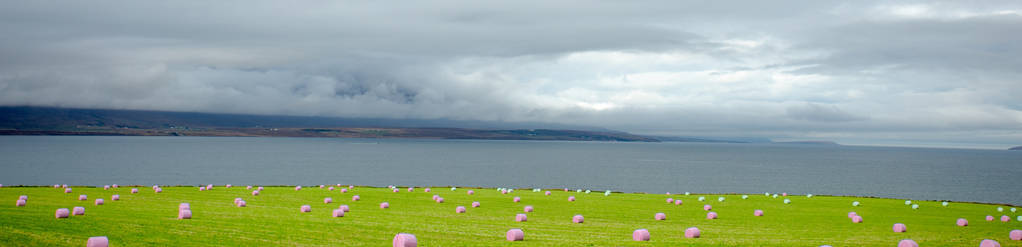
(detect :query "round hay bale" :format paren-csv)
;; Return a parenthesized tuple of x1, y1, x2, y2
(698, 196, 705, 201)
(65, 188, 72, 193)
(467, 190, 474, 195)
(987, 215, 995, 221)
(545, 191, 551, 196)
(236, 201, 246, 207)
(19, 195, 27, 200)
(674, 199, 683, 205)
(432, 195, 440, 201)
(654, 213, 666, 220)
(111, 195, 119, 201)
(718, 197, 725, 202)
(980, 239, 1001, 247)
(515, 213, 527, 222)
(252, 190, 260, 196)
(246, 186, 253, 190)
(324, 197, 333, 204)
(86, 236, 108, 247)
(898, 239, 919, 247)
(998, 207, 1004, 212)
(328, 186, 335, 191)
(178, 209, 191, 219)
(851, 215, 863, 223)
(155, 188, 162, 193)
(258, 186, 264, 191)
(199, 187, 205, 191)
(55, 208, 70, 218)
(131, 188, 138, 194)
(524, 206, 533, 212)
(471, 201, 480, 208)
(379, 202, 389, 209)
(706, 212, 718, 219)
(79, 195, 87, 201)
(506, 229, 524, 241)
(456, 206, 466, 213)
(16, 200, 26, 207)
(667, 198, 674, 203)
(893, 223, 907, 232)
(848, 212, 857, 218)
(393, 189, 399, 193)
(340, 188, 348, 193)
(568, 196, 575, 201)
(1002, 215, 1011, 222)
(911, 204, 919, 209)
(436, 197, 444, 203)
(572, 215, 584, 223)
(332, 209, 344, 217)
(742, 195, 749, 199)
(782, 193, 787, 197)
(957, 218, 968, 226)
(394, 233, 418, 246)
(852, 201, 859, 206)
(942, 201, 949, 207)
(783, 199, 791, 204)
(424, 188, 430, 192)
(1009, 229, 1022, 240)
(352, 195, 360, 201)
(754, 210, 764, 216)
(103, 185, 110, 190)
(685, 227, 700, 238)
(339, 204, 349, 212)
(632, 229, 650, 241)
(295, 186, 302, 191)
(179, 203, 190, 211)
(703, 205, 712, 211)
(513, 197, 521, 203)
(94, 199, 103, 205)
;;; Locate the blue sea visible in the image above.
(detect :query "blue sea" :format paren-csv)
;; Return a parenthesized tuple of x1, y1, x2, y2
(1, 136, 1019, 205)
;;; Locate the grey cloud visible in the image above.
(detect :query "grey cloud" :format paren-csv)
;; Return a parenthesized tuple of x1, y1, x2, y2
(786, 103, 867, 122)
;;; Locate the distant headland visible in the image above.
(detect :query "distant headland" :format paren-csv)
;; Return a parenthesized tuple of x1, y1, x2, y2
(1010, 146, 1022, 151)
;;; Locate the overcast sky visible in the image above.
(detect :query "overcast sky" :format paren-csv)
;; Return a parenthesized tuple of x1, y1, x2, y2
(1, 1, 1020, 148)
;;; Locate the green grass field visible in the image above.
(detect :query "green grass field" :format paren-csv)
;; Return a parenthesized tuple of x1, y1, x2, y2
(1, 186, 1019, 246)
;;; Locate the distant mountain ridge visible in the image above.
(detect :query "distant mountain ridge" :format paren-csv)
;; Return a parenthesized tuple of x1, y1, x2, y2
(1010, 146, 1022, 151)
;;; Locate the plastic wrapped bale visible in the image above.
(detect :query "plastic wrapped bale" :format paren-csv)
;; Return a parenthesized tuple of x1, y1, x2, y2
(95, 199, 103, 205)
(328, 187, 335, 191)
(655, 213, 666, 220)
(155, 188, 162, 193)
(432, 195, 440, 201)
(199, 187, 205, 191)
(339, 205, 349, 212)
(300, 205, 311, 213)
(18, 195, 27, 200)
(987, 215, 995, 221)
(352, 195, 360, 201)
(852, 201, 860, 206)
(79, 195, 87, 201)
(295, 186, 302, 191)
(754, 210, 764, 216)
(685, 227, 700, 238)
(904, 200, 912, 205)
(513, 197, 521, 203)
(742, 195, 749, 199)
(456, 206, 466, 213)
(332, 209, 345, 217)
(178, 209, 191, 219)
(471, 201, 480, 208)
(893, 223, 907, 232)
(379, 202, 389, 209)
(252, 190, 260, 196)
(179, 203, 190, 211)
(515, 213, 528, 222)
(407, 187, 414, 192)
(980, 239, 1001, 247)
(957, 218, 968, 226)
(394, 233, 418, 246)
(225, 184, 231, 188)
(706, 212, 718, 219)
(247, 186, 253, 190)
(1010, 229, 1022, 240)
(568, 196, 575, 202)
(848, 212, 857, 218)
(236, 201, 246, 207)
(782, 193, 787, 197)
(698, 196, 705, 202)
(467, 190, 474, 195)
(506, 229, 524, 241)
(898, 239, 919, 247)
(998, 207, 1004, 212)
(86, 236, 109, 247)
(783, 199, 791, 204)
(851, 215, 863, 223)
(324, 197, 333, 204)
(674, 199, 683, 206)
(1002, 215, 1011, 222)
(524, 206, 533, 212)
(423, 188, 430, 192)
(111, 195, 119, 201)
(572, 215, 584, 223)
(667, 198, 674, 203)
(718, 197, 725, 202)
(703, 205, 712, 211)
(632, 229, 650, 241)
(258, 186, 264, 191)
(55, 208, 70, 218)
(340, 188, 348, 193)
(393, 189, 399, 193)
(16, 200, 26, 207)
(942, 201, 949, 207)
(545, 191, 551, 196)
(103, 185, 110, 190)
(65, 188, 72, 193)
(131, 188, 138, 194)
(911, 204, 919, 210)
(436, 198, 444, 203)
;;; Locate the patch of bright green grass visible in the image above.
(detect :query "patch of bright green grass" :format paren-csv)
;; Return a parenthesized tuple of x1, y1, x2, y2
(1, 186, 1019, 246)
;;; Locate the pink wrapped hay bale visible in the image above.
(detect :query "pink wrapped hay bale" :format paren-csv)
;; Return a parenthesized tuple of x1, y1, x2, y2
(73, 206, 85, 216)
(324, 197, 333, 204)
(179, 203, 190, 211)
(394, 233, 418, 246)
(1010, 229, 1022, 241)
(53, 184, 59, 188)
(957, 218, 968, 226)
(258, 186, 264, 191)
(340, 188, 348, 193)
(706, 212, 718, 219)
(513, 197, 521, 203)
(424, 188, 430, 192)
(572, 215, 584, 223)
(178, 209, 191, 219)
(632, 229, 650, 241)
(295, 186, 302, 191)
(545, 191, 551, 196)
(524, 206, 533, 212)
(234, 198, 243, 204)
(79, 195, 87, 201)
(847, 212, 857, 218)
(893, 223, 907, 232)
(703, 205, 712, 211)
(568, 196, 575, 201)
(103, 185, 110, 190)
(654, 213, 666, 220)
(339, 205, 349, 212)
(515, 213, 527, 222)
(112, 184, 118, 188)
(16, 200, 26, 207)
(667, 198, 674, 203)
(407, 187, 414, 192)
(754, 210, 764, 216)
(86, 236, 108, 247)
(19, 195, 27, 200)
(987, 215, 995, 221)
(111, 195, 119, 201)
(155, 188, 162, 193)
(471, 201, 480, 208)
(95, 199, 103, 205)
(393, 189, 399, 193)
(456, 206, 466, 213)
(1002, 215, 1010, 222)
(782, 192, 787, 196)
(564, 188, 569, 192)
(352, 195, 360, 201)
(300, 205, 311, 212)
(380, 202, 389, 209)
(225, 184, 231, 188)
(236, 201, 246, 207)
(55, 208, 70, 218)
(436, 197, 444, 203)
(980, 239, 1001, 247)
(63, 184, 69, 188)
(246, 186, 253, 190)
(348, 185, 354, 189)
(131, 188, 138, 194)
(199, 187, 205, 191)
(467, 190, 474, 195)
(65, 188, 72, 193)
(506, 229, 524, 241)
(320, 185, 325, 189)
(898, 239, 919, 247)
(332, 209, 345, 217)
(252, 190, 260, 196)
(432, 195, 440, 201)
(685, 227, 700, 238)
(674, 199, 683, 205)
(851, 215, 863, 223)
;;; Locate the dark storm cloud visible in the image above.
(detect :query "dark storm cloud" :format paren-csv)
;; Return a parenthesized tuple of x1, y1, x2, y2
(0, 0, 1020, 148)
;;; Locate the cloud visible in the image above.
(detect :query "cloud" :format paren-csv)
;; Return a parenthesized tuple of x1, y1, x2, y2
(0, 1, 1020, 147)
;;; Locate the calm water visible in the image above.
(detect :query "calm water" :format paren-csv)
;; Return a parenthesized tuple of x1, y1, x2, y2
(1, 136, 1020, 205)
